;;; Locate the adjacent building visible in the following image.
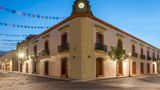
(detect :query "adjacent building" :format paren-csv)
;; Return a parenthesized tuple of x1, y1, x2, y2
(0, 50, 18, 72)
(17, 0, 160, 80)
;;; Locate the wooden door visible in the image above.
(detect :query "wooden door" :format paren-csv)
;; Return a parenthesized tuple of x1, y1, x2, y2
(147, 64, 150, 74)
(26, 63, 28, 73)
(118, 62, 123, 76)
(96, 58, 103, 77)
(132, 62, 136, 75)
(61, 58, 68, 78)
(44, 61, 49, 75)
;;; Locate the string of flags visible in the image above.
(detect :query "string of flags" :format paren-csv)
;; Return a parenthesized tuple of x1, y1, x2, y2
(0, 6, 67, 20)
(0, 33, 29, 37)
(0, 43, 17, 46)
(0, 39, 23, 42)
(0, 22, 51, 29)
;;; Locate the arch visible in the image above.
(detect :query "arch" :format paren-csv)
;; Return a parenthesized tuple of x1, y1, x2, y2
(132, 62, 136, 75)
(61, 57, 68, 78)
(96, 58, 104, 77)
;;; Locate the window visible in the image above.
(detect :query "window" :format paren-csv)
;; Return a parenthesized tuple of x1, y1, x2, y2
(140, 63, 144, 74)
(153, 52, 155, 60)
(141, 48, 143, 56)
(132, 44, 135, 54)
(44, 40, 50, 55)
(34, 45, 37, 57)
(61, 32, 68, 45)
(117, 39, 123, 49)
(158, 54, 159, 60)
(147, 50, 150, 57)
(96, 32, 104, 45)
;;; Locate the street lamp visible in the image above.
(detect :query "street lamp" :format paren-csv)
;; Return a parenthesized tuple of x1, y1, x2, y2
(18, 53, 24, 58)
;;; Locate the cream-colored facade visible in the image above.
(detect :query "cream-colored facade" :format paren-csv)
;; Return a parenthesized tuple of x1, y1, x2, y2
(0, 51, 18, 72)
(17, 0, 160, 80)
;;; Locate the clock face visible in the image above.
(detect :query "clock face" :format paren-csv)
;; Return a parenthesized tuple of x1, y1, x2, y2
(78, 2, 85, 9)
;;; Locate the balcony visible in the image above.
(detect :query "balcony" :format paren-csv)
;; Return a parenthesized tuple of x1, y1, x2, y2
(36, 50, 50, 60)
(147, 56, 152, 60)
(140, 55, 146, 60)
(153, 58, 157, 61)
(132, 53, 138, 58)
(95, 43, 107, 52)
(58, 43, 69, 53)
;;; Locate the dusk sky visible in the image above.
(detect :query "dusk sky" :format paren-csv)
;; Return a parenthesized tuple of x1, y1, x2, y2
(0, 0, 160, 51)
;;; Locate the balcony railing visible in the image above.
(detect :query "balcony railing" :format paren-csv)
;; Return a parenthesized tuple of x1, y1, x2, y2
(140, 55, 146, 60)
(58, 43, 69, 53)
(147, 56, 152, 60)
(153, 58, 157, 61)
(95, 43, 107, 52)
(132, 53, 138, 58)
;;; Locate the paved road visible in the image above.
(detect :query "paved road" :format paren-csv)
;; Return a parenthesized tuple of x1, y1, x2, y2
(0, 72, 160, 90)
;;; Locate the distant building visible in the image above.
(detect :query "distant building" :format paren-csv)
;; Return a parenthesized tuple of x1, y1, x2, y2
(17, 0, 160, 80)
(0, 51, 18, 72)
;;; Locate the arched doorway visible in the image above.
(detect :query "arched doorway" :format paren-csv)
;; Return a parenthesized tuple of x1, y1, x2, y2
(132, 62, 136, 75)
(61, 58, 68, 78)
(117, 61, 123, 76)
(26, 63, 29, 73)
(96, 58, 104, 77)
(140, 63, 144, 74)
(44, 61, 49, 75)
(153, 64, 155, 73)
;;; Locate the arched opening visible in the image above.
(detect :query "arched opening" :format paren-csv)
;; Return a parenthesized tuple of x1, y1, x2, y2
(96, 58, 104, 77)
(153, 64, 155, 73)
(132, 62, 136, 75)
(44, 61, 49, 75)
(61, 57, 68, 78)
(147, 63, 150, 74)
(117, 61, 123, 76)
(140, 63, 144, 74)
(26, 63, 29, 73)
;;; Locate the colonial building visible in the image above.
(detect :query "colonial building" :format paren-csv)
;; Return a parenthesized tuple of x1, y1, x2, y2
(17, 0, 160, 80)
(0, 51, 18, 72)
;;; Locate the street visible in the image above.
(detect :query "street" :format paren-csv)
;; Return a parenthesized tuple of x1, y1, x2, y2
(0, 72, 160, 90)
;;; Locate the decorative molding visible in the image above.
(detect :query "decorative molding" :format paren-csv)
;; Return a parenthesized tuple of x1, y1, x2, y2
(31, 40, 38, 44)
(131, 40, 137, 44)
(147, 47, 151, 49)
(139, 43, 145, 47)
(58, 25, 69, 32)
(42, 34, 50, 39)
(116, 33, 125, 38)
(95, 24, 108, 33)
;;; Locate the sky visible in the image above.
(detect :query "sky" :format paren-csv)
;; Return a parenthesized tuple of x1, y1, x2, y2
(0, 0, 160, 51)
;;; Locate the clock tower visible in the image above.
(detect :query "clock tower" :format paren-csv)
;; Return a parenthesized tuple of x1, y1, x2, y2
(71, 0, 93, 16)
